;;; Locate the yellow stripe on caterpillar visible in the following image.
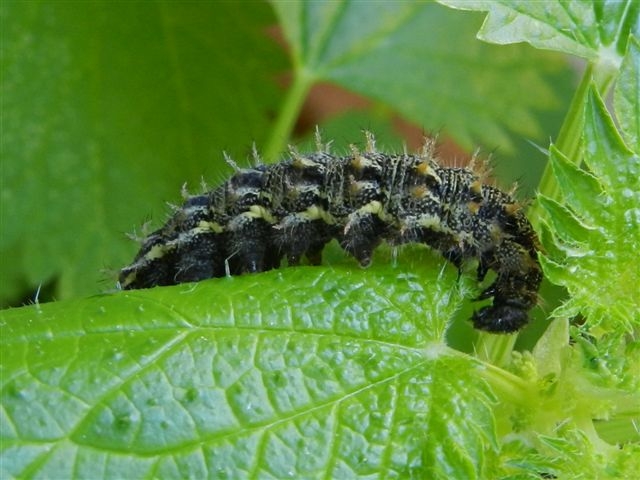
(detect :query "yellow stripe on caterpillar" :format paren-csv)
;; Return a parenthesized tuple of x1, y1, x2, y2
(242, 205, 276, 223)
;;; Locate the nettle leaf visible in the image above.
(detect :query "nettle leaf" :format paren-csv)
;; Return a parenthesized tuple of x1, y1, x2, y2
(539, 81, 640, 333)
(439, 0, 640, 69)
(614, 36, 640, 149)
(536, 429, 640, 479)
(0, 252, 502, 478)
(271, 1, 567, 153)
(0, 2, 286, 303)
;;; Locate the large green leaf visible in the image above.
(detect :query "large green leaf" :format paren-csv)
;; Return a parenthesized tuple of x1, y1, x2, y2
(271, 1, 567, 154)
(0, 2, 286, 304)
(439, 0, 640, 65)
(1, 251, 504, 478)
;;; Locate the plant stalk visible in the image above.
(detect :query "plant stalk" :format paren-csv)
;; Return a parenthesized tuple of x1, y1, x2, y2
(263, 68, 315, 162)
(475, 332, 518, 367)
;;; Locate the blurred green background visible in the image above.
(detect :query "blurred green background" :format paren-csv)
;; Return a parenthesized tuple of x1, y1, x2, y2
(1, 1, 576, 308)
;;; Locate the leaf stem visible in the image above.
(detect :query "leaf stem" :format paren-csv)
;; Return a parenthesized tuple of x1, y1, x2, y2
(263, 68, 315, 162)
(528, 65, 591, 229)
(475, 332, 518, 367)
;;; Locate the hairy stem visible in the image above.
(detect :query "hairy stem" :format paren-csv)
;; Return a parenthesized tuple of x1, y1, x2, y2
(535, 65, 592, 203)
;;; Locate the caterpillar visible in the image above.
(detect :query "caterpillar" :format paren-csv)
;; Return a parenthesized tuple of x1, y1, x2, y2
(119, 132, 542, 333)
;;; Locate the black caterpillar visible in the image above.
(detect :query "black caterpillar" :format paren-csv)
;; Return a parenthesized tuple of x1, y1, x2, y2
(119, 133, 542, 333)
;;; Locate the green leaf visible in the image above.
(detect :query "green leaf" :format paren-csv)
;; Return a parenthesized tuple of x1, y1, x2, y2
(439, 0, 640, 68)
(1, 252, 503, 478)
(547, 145, 604, 224)
(539, 84, 640, 334)
(3, 4, 639, 478)
(615, 36, 640, 149)
(295, 111, 406, 154)
(270, 1, 568, 155)
(536, 430, 640, 479)
(584, 89, 638, 191)
(0, 2, 286, 302)
(536, 195, 596, 247)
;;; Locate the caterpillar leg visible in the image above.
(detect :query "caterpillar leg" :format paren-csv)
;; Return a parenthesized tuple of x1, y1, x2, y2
(340, 212, 386, 267)
(174, 233, 222, 282)
(228, 216, 278, 274)
(273, 217, 333, 266)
